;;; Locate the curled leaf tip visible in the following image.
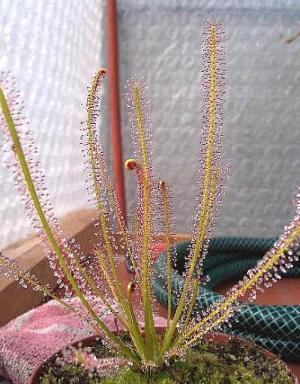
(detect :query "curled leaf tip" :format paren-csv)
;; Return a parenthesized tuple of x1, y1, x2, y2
(125, 158, 138, 171)
(99, 67, 108, 75)
(127, 281, 136, 295)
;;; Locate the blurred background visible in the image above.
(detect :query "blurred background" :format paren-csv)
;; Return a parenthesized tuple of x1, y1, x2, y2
(0, 0, 299, 247)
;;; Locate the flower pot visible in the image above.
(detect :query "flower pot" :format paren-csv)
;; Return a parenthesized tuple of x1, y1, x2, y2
(29, 331, 298, 384)
(29, 326, 166, 384)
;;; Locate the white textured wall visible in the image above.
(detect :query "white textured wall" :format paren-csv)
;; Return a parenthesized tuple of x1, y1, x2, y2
(0, 0, 104, 247)
(1, 1, 300, 248)
(117, 0, 300, 237)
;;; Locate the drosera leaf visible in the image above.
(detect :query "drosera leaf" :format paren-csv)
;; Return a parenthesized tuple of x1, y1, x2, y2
(161, 18, 226, 355)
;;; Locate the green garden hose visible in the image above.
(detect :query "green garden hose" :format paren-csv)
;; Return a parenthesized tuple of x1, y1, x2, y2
(153, 238, 300, 362)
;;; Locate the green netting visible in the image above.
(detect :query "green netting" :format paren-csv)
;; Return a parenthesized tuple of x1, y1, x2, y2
(153, 238, 300, 362)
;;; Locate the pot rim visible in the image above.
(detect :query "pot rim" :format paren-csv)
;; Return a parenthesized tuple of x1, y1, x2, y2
(29, 330, 298, 384)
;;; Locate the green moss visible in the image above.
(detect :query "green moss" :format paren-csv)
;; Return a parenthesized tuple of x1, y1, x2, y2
(39, 339, 294, 384)
(100, 369, 176, 384)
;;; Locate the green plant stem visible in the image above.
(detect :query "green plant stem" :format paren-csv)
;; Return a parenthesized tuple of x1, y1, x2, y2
(0, 87, 140, 366)
(133, 82, 158, 361)
(86, 72, 145, 360)
(161, 26, 218, 354)
(159, 182, 172, 328)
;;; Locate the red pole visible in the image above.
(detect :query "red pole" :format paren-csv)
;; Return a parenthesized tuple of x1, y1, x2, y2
(106, 0, 126, 220)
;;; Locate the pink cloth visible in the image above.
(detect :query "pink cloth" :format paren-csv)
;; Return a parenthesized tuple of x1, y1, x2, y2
(0, 298, 166, 384)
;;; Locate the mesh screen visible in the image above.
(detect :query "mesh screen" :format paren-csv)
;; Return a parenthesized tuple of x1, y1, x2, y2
(0, 0, 103, 247)
(1, 1, 300, 246)
(117, 0, 300, 237)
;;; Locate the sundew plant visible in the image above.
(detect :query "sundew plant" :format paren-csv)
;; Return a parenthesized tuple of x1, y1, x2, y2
(0, 19, 300, 372)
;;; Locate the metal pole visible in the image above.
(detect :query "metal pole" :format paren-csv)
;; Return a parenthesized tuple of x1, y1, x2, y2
(106, 0, 126, 219)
